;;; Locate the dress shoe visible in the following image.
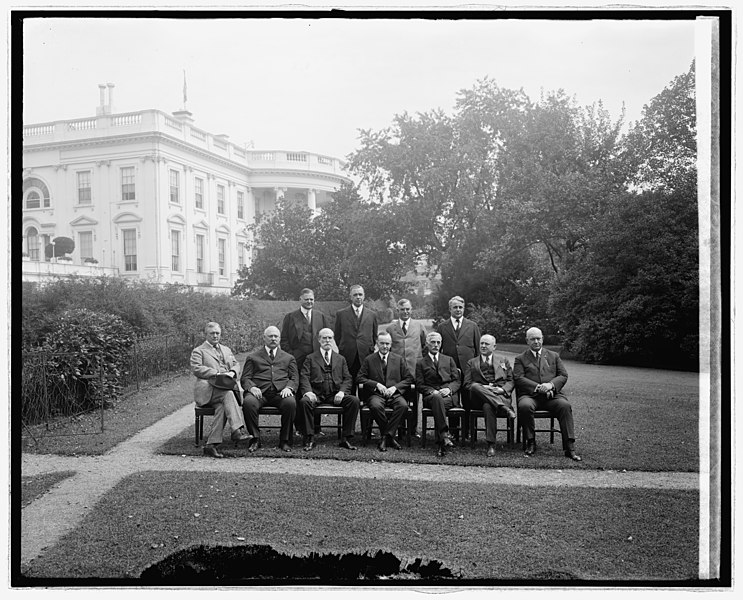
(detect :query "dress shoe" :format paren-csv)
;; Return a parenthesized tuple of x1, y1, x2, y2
(377, 437, 387, 452)
(524, 439, 536, 456)
(303, 436, 314, 452)
(339, 439, 357, 450)
(279, 442, 292, 453)
(565, 442, 582, 461)
(316, 430, 327, 437)
(487, 444, 496, 457)
(505, 407, 516, 419)
(387, 436, 402, 450)
(203, 444, 224, 458)
(442, 433, 455, 448)
(231, 427, 252, 443)
(247, 438, 262, 453)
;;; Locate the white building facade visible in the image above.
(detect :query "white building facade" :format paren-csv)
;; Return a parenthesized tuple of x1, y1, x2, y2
(22, 90, 350, 293)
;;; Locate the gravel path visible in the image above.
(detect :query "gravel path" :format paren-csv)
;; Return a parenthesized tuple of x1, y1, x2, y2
(21, 402, 699, 568)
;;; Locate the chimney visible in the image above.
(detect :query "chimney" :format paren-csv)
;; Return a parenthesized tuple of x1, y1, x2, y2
(106, 82, 115, 113)
(96, 84, 107, 115)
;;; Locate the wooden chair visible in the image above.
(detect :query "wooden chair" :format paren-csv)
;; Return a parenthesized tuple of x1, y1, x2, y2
(420, 405, 466, 448)
(312, 404, 344, 440)
(360, 404, 412, 447)
(469, 409, 515, 448)
(194, 405, 303, 445)
(516, 409, 560, 448)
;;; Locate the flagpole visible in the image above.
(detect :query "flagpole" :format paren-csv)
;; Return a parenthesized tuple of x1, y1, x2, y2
(182, 69, 188, 110)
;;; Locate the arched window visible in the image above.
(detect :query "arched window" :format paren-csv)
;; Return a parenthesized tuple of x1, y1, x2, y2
(26, 227, 39, 260)
(23, 178, 51, 209)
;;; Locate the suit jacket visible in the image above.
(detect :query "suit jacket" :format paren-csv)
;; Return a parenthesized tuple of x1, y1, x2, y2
(190, 341, 243, 407)
(240, 347, 298, 395)
(357, 351, 413, 398)
(387, 319, 428, 375)
(415, 353, 461, 404)
(298, 349, 353, 398)
(436, 317, 481, 371)
(513, 348, 568, 397)
(333, 304, 378, 367)
(463, 354, 514, 396)
(280, 308, 331, 364)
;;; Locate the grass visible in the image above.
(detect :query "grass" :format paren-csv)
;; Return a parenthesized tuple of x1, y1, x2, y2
(20, 471, 698, 583)
(158, 354, 699, 473)
(21, 471, 76, 508)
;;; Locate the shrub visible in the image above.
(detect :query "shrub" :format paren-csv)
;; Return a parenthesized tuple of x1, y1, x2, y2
(41, 308, 136, 408)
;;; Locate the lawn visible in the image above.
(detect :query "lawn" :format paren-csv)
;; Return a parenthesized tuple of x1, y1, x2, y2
(158, 356, 700, 473)
(19, 471, 698, 583)
(21, 471, 76, 508)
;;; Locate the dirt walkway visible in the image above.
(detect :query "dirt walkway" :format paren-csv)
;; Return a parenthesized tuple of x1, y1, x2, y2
(20, 402, 699, 568)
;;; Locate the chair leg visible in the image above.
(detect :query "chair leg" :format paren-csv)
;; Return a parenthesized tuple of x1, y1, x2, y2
(195, 415, 200, 446)
(421, 413, 427, 448)
(550, 417, 556, 444)
(337, 413, 343, 440)
(469, 413, 476, 449)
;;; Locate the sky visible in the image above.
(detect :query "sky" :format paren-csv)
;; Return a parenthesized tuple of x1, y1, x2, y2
(22, 15, 697, 161)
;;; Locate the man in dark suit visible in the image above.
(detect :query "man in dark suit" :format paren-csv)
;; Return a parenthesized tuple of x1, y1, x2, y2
(241, 325, 299, 453)
(436, 295, 482, 441)
(297, 328, 360, 451)
(464, 334, 515, 457)
(280, 287, 331, 436)
(357, 331, 413, 452)
(190, 322, 252, 458)
(513, 326, 581, 461)
(415, 331, 460, 457)
(333, 284, 378, 385)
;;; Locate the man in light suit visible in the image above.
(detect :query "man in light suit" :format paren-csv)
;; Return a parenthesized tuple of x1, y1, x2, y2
(513, 326, 581, 461)
(297, 328, 360, 451)
(333, 284, 378, 385)
(387, 298, 427, 438)
(190, 322, 252, 458)
(436, 295, 482, 441)
(357, 331, 413, 452)
(241, 325, 299, 453)
(415, 331, 460, 457)
(464, 334, 515, 457)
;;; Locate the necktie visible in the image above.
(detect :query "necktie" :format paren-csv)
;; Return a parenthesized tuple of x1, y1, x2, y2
(402, 321, 407, 335)
(324, 351, 330, 365)
(433, 354, 438, 370)
(536, 352, 542, 382)
(355, 307, 360, 319)
(270, 349, 275, 361)
(455, 318, 460, 332)
(214, 343, 224, 363)
(305, 311, 311, 323)
(381, 355, 387, 377)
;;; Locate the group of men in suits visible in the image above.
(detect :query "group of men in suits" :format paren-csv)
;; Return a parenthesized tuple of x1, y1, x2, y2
(191, 287, 580, 461)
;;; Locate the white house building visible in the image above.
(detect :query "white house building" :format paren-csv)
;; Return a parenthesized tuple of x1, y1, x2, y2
(22, 84, 351, 293)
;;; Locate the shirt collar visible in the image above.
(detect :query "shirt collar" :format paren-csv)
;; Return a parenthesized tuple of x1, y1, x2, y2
(265, 346, 275, 355)
(429, 352, 439, 362)
(302, 309, 311, 318)
(532, 350, 541, 358)
(451, 316, 461, 326)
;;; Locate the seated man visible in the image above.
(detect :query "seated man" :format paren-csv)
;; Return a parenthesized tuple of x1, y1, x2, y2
(464, 334, 515, 457)
(297, 328, 360, 451)
(357, 331, 413, 452)
(415, 331, 460, 457)
(190, 321, 251, 458)
(240, 325, 298, 453)
(513, 327, 581, 461)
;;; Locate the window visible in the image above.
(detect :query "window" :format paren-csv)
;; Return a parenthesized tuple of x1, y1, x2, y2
(196, 234, 205, 273)
(218, 239, 226, 276)
(171, 230, 181, 272)
(194, 177, 204, 209)
(77, 171, 91, 205)
(169, 170, 180, 204)
(123, 229, 137, 271)
(237, 191, 244, 219)
(217, 185, 225, 214)
(26, 227, 39, 261)
(23, 178, 51, 208)
(238, 242, 246, 269)
(40, 234, 51, 261)
(79, 231, 93, 260)
(121, 167, 135, 201)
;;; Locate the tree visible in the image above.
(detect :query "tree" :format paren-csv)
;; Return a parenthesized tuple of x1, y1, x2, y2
(231, 184, 411, 300)
(45, 236, 75, 259)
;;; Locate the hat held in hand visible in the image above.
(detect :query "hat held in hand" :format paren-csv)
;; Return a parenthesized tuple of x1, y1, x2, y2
(211, 373, 238, 390)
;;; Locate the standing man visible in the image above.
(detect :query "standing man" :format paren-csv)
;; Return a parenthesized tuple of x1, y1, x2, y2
(464, 334, 515, 457)
(415, 331, 460, 457)
(297, 328, 360, 451)
(387, 298, 427, 438)
(280, 288, 331, 373)
(436, 295, 482, 441)
(333, 284, 378, 386)
(241, 325, 299, 453)
(513, 327, 581, 461)
(357, 331, 413, 452)
(190, 322, 252, 458)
